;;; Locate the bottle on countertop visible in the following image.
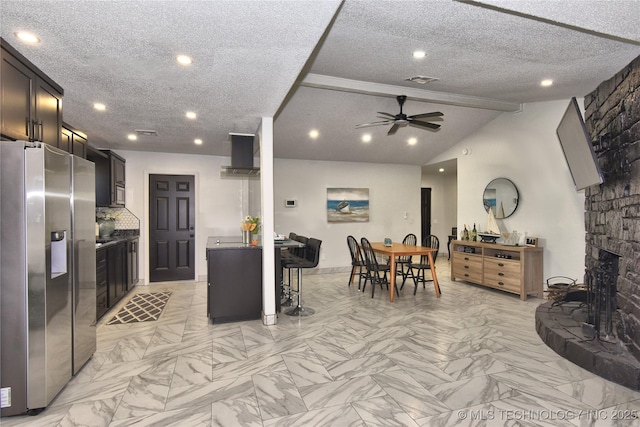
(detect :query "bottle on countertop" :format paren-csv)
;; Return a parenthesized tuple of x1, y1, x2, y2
(462, 224, 469, 241)
(471, 223, 477, 241)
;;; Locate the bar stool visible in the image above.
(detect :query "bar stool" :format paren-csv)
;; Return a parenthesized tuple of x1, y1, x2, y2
(281, 235, 308, 307)
(283, 237, 321, 316)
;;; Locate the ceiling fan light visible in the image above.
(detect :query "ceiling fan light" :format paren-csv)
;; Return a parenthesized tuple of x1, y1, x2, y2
(361, 134, 372, 143)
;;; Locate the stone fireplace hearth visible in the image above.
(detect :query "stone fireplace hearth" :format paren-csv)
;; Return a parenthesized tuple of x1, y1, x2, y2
(536, 54, 640, 390)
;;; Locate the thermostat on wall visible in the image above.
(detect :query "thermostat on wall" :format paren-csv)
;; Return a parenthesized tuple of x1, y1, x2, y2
(285, 199, 297, 208)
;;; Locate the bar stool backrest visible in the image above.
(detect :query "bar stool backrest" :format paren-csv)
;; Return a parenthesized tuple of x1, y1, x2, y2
(305, 238, 322, 267)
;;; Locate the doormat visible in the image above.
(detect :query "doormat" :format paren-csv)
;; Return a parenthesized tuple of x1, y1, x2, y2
(107, 292, 172, 325)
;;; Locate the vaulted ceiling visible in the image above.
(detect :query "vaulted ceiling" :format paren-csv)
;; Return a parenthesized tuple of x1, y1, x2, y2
(2, 0, 639, 166)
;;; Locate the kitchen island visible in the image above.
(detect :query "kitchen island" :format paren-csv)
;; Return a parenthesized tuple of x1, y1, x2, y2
(206, 237, 264, 323)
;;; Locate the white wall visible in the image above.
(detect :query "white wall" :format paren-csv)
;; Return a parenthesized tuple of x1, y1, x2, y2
(274, 159, 422, 271)
(117, 150, 248, 283)
(429, 99, 587, 281)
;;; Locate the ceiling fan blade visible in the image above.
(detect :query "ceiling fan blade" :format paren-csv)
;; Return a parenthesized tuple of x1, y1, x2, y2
(408, 120, 441, 130)
(355, 120, 392, 129)
(409, 112, 444, 120)
(387, 123, 400, 136)
(376, 112, 396, 119)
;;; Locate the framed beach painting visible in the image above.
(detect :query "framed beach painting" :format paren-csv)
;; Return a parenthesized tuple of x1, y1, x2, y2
(327, 188, 369, 223)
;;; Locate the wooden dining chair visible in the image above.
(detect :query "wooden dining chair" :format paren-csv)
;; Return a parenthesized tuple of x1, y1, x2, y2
(347, 235, 367, 290)
(396, 233, 417, 289)
(361, 237, 398, 298)
(407, 234, 441, 295)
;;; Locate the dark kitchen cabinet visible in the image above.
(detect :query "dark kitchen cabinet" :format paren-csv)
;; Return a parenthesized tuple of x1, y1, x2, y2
(1, 38, 63, 147)
(107, 242, 127, 308)
(96, 237, 139, 321)
(61, 123, 87, 158)
(87, 147, 126, 207)
(112, 155, 125, 187)
(96, 247, 108, 319)
(127, 238, 139, 290)
(110, 153, 126, 206)
(206, 246, 262, 323)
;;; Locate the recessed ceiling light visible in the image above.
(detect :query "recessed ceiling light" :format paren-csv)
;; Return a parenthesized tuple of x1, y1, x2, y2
(439, 168, 445, 173)
(176, 54, 193, 65)
(194, 138, 203, 145)
(413, 50, 426, 59)
(127, 134, 137, 141)
(309, 129, 319, 139)
(93, 103, 106, 111)
(541, 79, 553, 87)
(408, 137, 418, 146)
(186, 111, 197, 120)
(361, 134, 372, 143)
(14, 31, 40, 44)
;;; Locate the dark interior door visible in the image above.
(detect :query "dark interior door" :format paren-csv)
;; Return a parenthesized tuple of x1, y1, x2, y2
(421, 187, 432, 243)
(149, 174, 195, 282)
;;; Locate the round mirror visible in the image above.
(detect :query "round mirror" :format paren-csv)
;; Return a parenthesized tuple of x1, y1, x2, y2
(483, 178, 519, 219)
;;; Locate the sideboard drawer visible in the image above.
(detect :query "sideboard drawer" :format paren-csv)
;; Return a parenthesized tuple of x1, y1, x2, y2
(452, 252, 483, 283)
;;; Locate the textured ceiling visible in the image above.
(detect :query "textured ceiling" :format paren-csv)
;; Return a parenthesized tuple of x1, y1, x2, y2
(1, 0, 639, 166)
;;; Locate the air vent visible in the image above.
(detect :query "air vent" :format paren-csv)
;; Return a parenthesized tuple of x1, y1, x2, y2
(405, 76, 439, 85)
(134, 129, 158, 136)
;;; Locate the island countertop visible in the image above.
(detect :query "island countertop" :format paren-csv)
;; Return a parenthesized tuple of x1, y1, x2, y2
(206, 236, 261, 249)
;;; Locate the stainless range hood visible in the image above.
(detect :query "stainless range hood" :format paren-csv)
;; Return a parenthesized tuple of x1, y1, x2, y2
(221, 133, 260, 177)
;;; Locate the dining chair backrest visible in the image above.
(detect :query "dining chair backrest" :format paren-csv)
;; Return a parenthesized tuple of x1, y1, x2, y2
(347, 235, 362, 265)
(422, 234, 440, 263)
(399, 233, 417, 262)
(360, 237, 380, 271)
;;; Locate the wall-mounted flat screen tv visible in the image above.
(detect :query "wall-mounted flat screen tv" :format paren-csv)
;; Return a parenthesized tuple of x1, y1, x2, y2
(556, 97, 604, 191)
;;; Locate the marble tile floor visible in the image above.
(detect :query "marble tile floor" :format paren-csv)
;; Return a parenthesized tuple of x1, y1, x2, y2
(4, 259, 640, 427)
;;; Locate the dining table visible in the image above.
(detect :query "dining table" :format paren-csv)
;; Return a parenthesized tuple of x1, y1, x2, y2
(370, 242, 441, 302)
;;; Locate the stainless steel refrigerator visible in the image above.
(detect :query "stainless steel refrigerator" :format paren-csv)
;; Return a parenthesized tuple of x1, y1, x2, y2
(1, 141, 96, 416)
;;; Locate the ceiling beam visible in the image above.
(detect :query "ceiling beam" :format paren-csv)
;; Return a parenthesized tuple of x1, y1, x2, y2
(457, 0, 640, 46)
(301, 73, 522, 112)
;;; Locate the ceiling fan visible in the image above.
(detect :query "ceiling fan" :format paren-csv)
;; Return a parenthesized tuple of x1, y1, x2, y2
(356, 95, 444, 136)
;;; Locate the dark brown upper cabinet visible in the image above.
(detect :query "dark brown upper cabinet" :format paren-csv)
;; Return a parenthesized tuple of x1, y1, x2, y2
(61, 123, 87, 159)
(1, 38, 63, 148)
(87, 147, 126, 207)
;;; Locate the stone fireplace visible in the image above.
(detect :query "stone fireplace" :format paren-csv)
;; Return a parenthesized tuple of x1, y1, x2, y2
(584, 55, 640, 360)
(536, 55, 640, 390)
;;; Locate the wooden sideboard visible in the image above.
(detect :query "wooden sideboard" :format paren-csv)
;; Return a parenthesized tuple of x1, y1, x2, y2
(451, 240, 543, 300)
